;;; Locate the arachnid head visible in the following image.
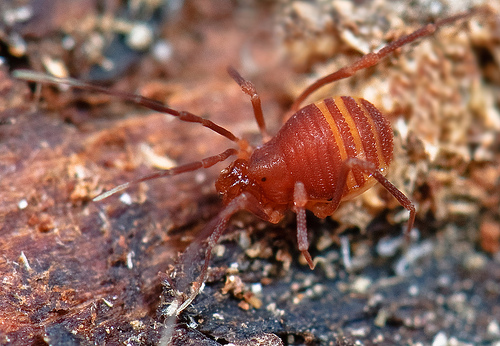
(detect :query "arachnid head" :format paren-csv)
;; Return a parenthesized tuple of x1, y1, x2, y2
(216, 143, 294, 207)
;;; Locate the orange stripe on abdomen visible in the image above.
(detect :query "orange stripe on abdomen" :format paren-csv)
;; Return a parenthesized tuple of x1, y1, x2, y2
(340, 96, 380, 167)
(316, 96, 394, 199)
(315, 100, 348, 162)
(309, 97, 394, 200)
(358, 98, 393, 167)
(320, 98, 365, 191)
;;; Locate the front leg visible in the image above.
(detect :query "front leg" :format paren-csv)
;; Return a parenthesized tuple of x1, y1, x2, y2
(294, 181, 315, 269)
(170, 192, 273, 316)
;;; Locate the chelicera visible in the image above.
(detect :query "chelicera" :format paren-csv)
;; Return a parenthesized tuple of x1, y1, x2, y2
(14, 9, 475, 316)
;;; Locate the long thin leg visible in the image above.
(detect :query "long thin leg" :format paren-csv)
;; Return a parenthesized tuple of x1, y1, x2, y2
(312, 158, 415, 237)
(13, 70, 240, 143)
(293, 181, 315, 269)
(227, 67, 270, 142)
(290, 10, 476, 112)
(167, 192, 271, 316)
(347, 158, 415, 238)
(93, 148, 238, 201)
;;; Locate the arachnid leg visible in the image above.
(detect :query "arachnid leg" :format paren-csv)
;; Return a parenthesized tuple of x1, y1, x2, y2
(343, 158, 415, 238)
(293, 181, 314, 269)
(169, 192, 271, 316)
(227, 67, 270, 142)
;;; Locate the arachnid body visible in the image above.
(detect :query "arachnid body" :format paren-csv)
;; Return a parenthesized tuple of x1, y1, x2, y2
(14, 9, 477, 318)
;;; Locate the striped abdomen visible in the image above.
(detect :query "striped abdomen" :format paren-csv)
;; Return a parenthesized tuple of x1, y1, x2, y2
(250, 96, 393, 204)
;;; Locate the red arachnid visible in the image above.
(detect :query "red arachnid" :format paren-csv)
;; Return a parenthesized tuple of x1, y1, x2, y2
(14, 9, 475, 315)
